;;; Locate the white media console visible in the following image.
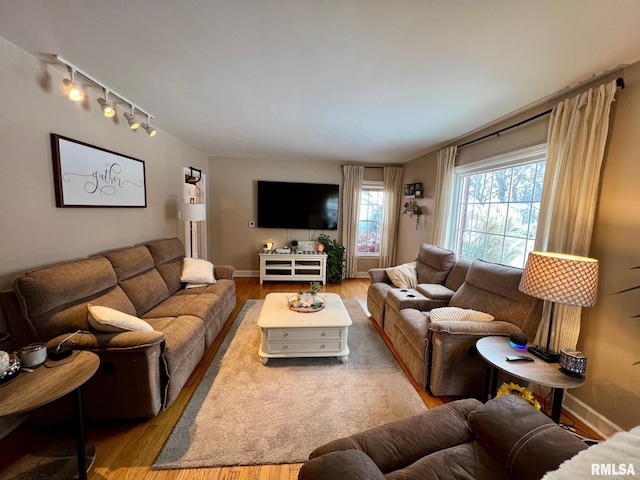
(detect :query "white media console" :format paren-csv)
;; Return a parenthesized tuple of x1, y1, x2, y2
(259, 252, 327, 284)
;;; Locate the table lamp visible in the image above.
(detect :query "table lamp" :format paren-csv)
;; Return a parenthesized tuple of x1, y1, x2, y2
(518, 252, 599, 362)
(182, 202, 206, 258)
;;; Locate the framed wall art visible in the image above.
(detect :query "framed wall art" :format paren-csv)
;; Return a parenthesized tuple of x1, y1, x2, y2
(51, 134, 147, 207)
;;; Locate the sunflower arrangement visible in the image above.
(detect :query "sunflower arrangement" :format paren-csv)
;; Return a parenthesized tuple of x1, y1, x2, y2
(496, 382, 541, 410)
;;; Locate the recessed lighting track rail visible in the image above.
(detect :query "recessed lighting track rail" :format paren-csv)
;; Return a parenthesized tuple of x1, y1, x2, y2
(55, 55, 157, 136)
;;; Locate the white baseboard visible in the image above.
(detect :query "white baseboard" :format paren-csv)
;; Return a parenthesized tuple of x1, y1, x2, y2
(563, 393, 624, 439)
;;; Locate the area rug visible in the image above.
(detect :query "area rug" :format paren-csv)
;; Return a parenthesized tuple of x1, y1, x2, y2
(153, 299, 427, 469)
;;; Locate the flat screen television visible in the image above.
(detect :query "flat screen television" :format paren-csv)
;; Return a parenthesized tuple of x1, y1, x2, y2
(257, 181, 339, 230)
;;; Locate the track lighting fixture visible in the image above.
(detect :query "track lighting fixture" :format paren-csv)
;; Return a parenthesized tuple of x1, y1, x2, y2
(124, 106, 140, 129)
(54, 55, 155, 137)
(63, 68, 84, 101)
(98, 90, 116, 117)
(142, 115, 157, 137)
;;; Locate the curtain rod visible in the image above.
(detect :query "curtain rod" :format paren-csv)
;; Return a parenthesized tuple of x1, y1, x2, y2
(458, 77, 625, 150)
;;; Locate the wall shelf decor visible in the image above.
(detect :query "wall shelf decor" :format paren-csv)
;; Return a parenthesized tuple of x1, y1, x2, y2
(402, 201, 423, 230)
(403, 182, 423, 198)
(51, 134, 147, 207)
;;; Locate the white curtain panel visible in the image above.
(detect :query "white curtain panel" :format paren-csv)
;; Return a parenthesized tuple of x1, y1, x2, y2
(379, 166, 404, 268)
(342, 165, 364, 278)
(534, 79, 619, 351)
(429, 146, 457, 246)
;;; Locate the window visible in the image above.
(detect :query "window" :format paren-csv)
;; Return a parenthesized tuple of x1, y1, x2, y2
(447, 145, 546, 268)
(357, 182, 384, 255)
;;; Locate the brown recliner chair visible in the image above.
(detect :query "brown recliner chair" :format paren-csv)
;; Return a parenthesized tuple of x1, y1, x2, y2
(298, 395, 588, 480)
(387, 259, 543, 396)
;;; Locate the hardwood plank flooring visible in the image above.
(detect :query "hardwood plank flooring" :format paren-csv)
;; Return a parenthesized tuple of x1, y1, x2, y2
(0, 277, 602, 479)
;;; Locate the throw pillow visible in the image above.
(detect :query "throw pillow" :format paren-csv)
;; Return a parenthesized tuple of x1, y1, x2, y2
(385, 262, 418, 289)
(87, 305, 154, 332)
(180, 257, 216, 284)
(430, 307, 495, 322)
(184, 283, 210, 289)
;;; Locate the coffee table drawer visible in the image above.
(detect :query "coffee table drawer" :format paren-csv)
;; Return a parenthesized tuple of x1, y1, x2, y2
(266, 327, 343, 341)
(266, 340, 343, 354)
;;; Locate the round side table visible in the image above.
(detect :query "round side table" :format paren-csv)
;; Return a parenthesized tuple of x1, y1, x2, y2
(0, 350, 100, 480)
(476, 336, 584, 423)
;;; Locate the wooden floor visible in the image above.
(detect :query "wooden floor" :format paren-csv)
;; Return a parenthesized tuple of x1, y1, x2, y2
(1, 278, 601, 479)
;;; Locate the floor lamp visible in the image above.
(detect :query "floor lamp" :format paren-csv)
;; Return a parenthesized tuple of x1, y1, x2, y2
(182, 203, 206, 258)
(518, 251, 599, 363)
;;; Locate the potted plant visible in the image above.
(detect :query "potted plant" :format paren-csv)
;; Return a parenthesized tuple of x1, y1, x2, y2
(295, 282, 323, 307)
(291, 240, 299, 253)
(317, 234, 345, 283)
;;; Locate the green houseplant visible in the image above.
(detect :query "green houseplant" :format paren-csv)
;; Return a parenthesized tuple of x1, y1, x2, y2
(317, 234, 345, 283)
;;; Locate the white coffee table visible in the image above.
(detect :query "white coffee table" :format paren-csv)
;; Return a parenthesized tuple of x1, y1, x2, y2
(257, 292, 352, 365)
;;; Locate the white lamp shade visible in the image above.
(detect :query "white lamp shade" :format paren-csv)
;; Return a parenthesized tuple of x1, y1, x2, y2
(182, 203, 206, 222)
(519, 251, 599, 307)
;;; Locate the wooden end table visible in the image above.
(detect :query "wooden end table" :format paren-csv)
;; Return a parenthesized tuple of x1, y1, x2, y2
(0, 350, 100, 479)
(257, 293, 352, 365)
(476, 336, 585, 423)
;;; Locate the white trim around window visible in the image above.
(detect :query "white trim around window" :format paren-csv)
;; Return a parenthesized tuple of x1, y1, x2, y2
(446, 143, 547, 262)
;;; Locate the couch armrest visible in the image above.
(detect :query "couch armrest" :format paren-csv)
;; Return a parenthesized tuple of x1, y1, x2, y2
(46, 330, 165, 352)
(368, 268, 391, 284)
(469, 395, 588, 480)
(428, 319, 522, 337)
(298, 450, 386, 480)
(309, 398, 480, 473)
(214, 265, 235, 280)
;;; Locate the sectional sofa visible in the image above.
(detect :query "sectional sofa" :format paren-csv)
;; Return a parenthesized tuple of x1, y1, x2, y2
(0, 237, 236, 420)
(367, 243, 543, 396)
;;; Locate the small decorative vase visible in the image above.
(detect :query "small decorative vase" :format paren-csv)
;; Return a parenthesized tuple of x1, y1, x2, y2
(317, 244, 324, 252)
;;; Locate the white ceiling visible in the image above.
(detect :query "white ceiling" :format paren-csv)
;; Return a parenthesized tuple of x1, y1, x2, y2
(2, 1, 640, 163)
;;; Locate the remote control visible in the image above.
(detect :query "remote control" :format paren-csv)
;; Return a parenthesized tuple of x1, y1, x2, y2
(505, 355, 534, 362)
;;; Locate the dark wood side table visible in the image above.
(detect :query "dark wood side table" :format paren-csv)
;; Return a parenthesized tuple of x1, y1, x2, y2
(476, 336, 585, 423)
(0, 350, 99, 480)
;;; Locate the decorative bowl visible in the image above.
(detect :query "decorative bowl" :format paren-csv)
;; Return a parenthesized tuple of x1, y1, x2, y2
(0, 354, 21, 383)
(287, 294, 326, 313)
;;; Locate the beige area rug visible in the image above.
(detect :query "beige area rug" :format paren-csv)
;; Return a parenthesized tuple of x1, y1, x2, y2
(153, 299, 427, 469)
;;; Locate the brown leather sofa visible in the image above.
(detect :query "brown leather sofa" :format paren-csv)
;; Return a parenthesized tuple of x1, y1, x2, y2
(0, 237, 236, 420)
(298, 395, 588, 480)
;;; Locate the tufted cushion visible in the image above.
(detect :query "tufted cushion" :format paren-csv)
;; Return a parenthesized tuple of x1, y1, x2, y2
(430, 307, 494, 322)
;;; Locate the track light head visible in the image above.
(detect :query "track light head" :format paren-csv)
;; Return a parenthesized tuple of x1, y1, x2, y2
(98, 90, 116, 118)
(98, 98, 116, 117)
(142, 115, 156, 136)
(124, 111, 140, 130)
(63, 69, 84, 101)
(142, 123, 157, 137)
